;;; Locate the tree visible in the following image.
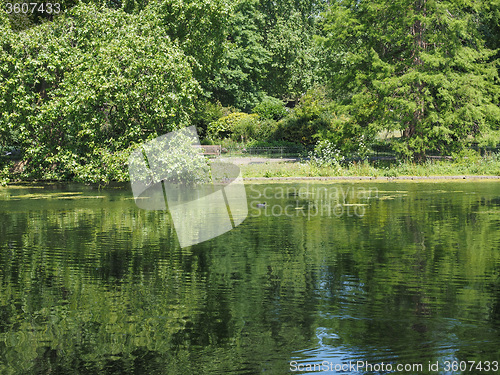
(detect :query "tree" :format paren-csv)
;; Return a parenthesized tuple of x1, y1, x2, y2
(0, 4, 199, 182)
(480, 0, 500, 54)
(1, 0, 116, 31)
(143, 0, 230, 96)
(211, 0, 270, 110)
(211, 0, 324, 110)
(264, 11, 319, 101)
(0, 11, 16, 148)
(318, 0, 500, 159)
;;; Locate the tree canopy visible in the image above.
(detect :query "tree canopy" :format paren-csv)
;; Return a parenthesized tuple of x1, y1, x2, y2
(317, 0, 500, 159)
(1, 0, 500, 182)
(1, 4, 199, 182)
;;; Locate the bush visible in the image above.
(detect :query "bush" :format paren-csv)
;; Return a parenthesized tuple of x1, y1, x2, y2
(145, 129, 211, 186)
(253, 119, 279, 140)
(16, 144, 134, 184)
(207, 112, 284, 144)
(273, 87, 338, 146)
(451, 148, 481, 165)
(252, 96, 287, 121)
(308, 140, 344, 171)
(207, 112, 259, 141)
(231, 113, 261, 142)
(0, 162, 12, 186)
(192, 101, 236, 139)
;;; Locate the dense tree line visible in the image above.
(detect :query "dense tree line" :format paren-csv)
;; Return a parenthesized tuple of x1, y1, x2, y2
(1, 0, 499, 182)
(318, 0, 500, 159)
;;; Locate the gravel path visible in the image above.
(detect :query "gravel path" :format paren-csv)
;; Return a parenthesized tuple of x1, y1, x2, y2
(218, 156, 301, 165)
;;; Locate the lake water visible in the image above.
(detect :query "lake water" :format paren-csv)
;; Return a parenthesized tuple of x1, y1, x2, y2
(0, 181, 499, 374)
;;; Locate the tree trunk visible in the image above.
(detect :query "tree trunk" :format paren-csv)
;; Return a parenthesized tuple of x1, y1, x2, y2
(404, 0, 427, 160)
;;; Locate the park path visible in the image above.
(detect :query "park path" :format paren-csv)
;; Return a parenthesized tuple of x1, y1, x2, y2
(218, 156, 300, 165)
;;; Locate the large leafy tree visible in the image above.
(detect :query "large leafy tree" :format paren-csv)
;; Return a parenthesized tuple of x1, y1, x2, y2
(143, 0, 230, 96)
(264, 11, 319, 101)
(211, 0, 270, 110)
(0, 4, 199, 181)
(318, 0, 500, 159)
(1, 0, 122, 31)
(0, 10, 17, 148)
(212, 0, 323, 110)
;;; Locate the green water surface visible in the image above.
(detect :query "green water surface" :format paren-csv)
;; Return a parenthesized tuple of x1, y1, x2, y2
(0, 181, 499, 374)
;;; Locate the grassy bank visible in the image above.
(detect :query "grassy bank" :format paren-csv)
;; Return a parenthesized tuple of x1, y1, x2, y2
(240, 156, 500, 179)
(3, 153, 500, 186)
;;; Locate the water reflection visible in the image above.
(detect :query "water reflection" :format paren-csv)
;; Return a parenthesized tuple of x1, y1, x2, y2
(0, 182, 499, 374)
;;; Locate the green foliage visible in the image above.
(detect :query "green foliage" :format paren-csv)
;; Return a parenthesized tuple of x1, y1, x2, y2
(0, 162, 11, 185)
(211, 0, 270, 110)
(211, 0, 322, 109)
(241, 154, 500, 178)
(230, 113, 261, 142)
(2, 0, 500, 184)
(144, 130, 211, 185)
(74, 146, 133, 184)
(308, 139, 344, 171)
(0, 17, 14, 148)
(192, 100, 236, 139)
(207, 113, 243, 139)
(1, 0, 151, 31)
(206, 109, 285, 143)
(451, 148, 482, 166)
(244, 139, 301, 148)
(1, 0, 117, 31)
(254, 118, 280, 141)
(0, 4, 199, 183)
(207, 112, 259, 140)
(318, 0, 500, 159)
(252, 96, 287, 120)
(480, 0, 500, 55)
(274, 87, 359, 151)
(0, 6, 9, 28)
(143, 0, 230, 93)
(475, 129, 500, 148)
(274, 89, 331, 145)
(121, 0, 149, 13)
(264, 11, 319, 100)
(293, 86, 332, 121)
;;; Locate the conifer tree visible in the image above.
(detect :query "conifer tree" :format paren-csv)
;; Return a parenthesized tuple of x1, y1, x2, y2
(318, 0, 500, 159)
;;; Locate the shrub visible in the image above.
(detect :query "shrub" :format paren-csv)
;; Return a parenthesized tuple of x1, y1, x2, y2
(308, 140, 344, 172)
(252, 96, 287, 121)
(231, 113, 261, 142)
(145, 130, 211, 186)
(0, 162, 12, 186)
(255, 119, 279, 140)
(207, 112, 259, 141)
(273, 87, 338, 146)
(192, 101, 236, 139)
(451, 148, 481, 165)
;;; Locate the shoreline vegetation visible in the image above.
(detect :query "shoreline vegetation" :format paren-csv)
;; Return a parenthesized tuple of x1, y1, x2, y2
(244, 176, 500, 181)
(2, 156, 500, 187)
(237, 154, 500, 179)
(2, 176, 500, 189)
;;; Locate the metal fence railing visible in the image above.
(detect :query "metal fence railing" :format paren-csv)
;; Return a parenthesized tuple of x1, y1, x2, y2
(223, 146, 308, 158)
